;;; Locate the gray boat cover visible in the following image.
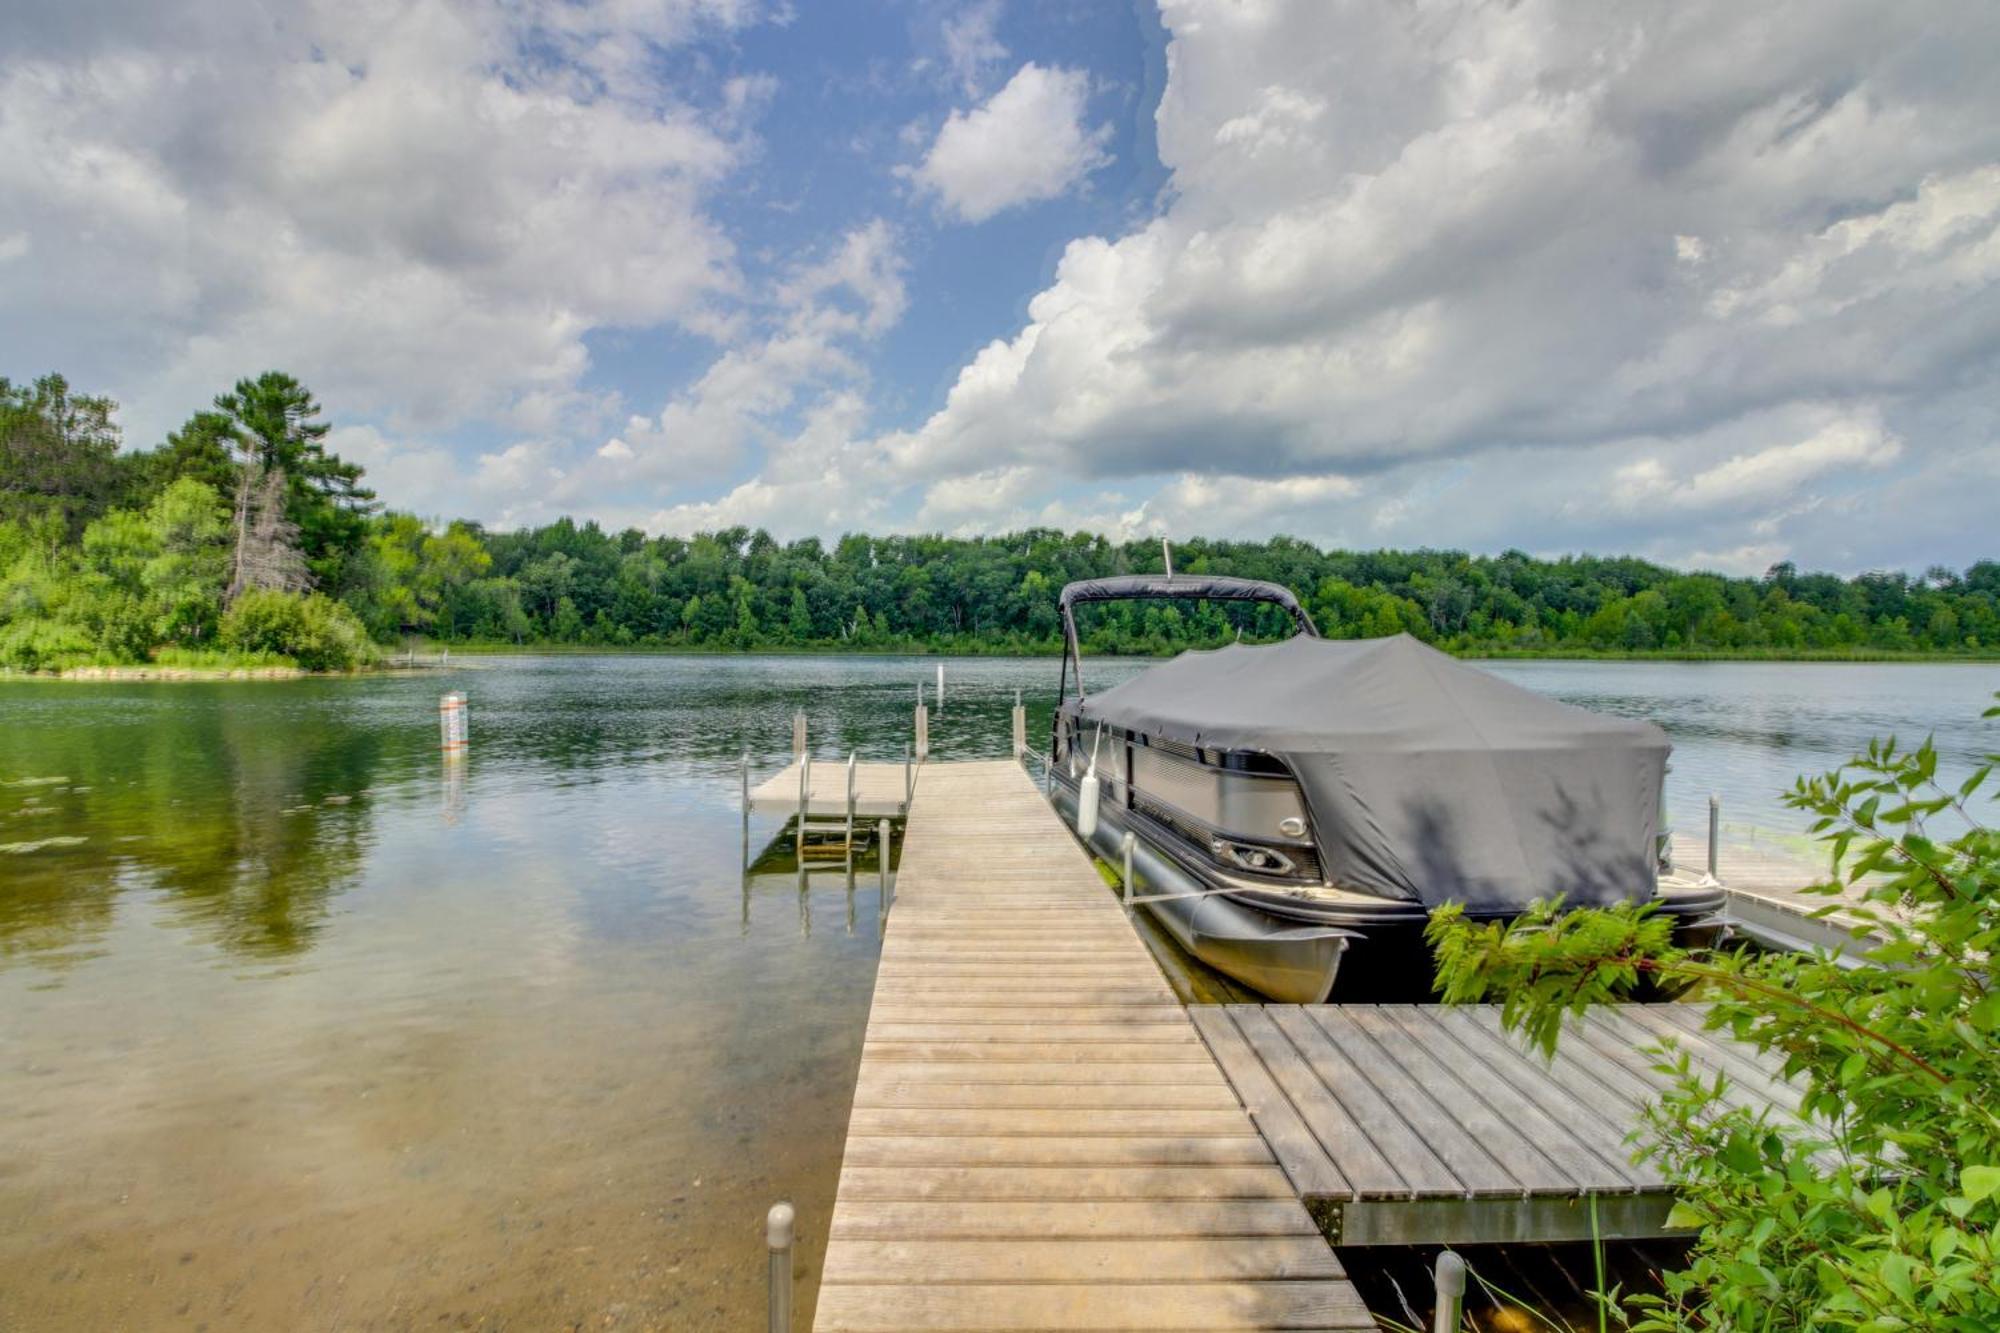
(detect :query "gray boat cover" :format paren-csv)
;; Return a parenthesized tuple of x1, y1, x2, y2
(1075, 634, 1667, 912)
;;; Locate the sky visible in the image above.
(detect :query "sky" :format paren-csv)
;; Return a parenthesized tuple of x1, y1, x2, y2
(3, 0, 1998, 575)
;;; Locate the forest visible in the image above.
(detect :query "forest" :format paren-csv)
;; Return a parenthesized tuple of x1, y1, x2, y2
(4, 370, 1998, 671)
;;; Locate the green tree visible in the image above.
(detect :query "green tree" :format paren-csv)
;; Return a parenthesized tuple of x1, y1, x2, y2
(212, 373, 377, 587)
(0, 373, 124, 533)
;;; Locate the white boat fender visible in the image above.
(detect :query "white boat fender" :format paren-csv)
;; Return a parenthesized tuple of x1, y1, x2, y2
(1077, 725, 1104, 838)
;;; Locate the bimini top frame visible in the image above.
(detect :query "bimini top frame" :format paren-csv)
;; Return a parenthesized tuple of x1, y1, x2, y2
(1056, 573, 1320, 704)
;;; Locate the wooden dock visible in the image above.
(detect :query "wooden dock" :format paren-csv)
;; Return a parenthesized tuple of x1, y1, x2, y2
(814, 760, 1372, 1332)
(1195, 1001, 1804, 1246)
(750, 758, 917, 819)
(1670, 831, 1885, 958)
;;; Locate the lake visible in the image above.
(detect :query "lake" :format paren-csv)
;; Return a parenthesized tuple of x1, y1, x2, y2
(1, 654, 1994, 1329)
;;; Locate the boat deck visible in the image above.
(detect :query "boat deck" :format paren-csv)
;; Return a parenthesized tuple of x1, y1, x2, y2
(1194, 1001, 1806, 1246)
(813, 760, 1372, 1332)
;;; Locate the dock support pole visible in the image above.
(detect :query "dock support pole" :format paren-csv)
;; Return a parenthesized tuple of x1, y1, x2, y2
(1431, 1250, 1465, 1333)
(740, 748, 750, 870)
(878, 819, 892, 913)
(1011, 689, 1026, 756)
(904, 741, 913, 807)
(1120, 830, 1135, 911)
(845, 753, 857, 871)
(766, 1202, 794, 1333)
(936, 661, 944, 713)
(1708, 793, 1721, 881)
(915, 702, 930, 760)
(792, 711, 806, 760)
(796, 753, 811, 862)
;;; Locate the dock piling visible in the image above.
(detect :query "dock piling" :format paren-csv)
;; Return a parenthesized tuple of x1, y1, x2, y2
(740, 748, 750, 869)
(796, 753, 811, 861)
(1120, 829, 1136, 910)
(1431, 1250, 1465, 1333)
(1011, 689, 1026, 755)
(914, 698, 929, 760)
(935, 661, 944, 712)
(877, 818, 891, 913)
(792, 711, 806, 760)
(1708, 793, 1721, 880)
(766, 1201, 794, 1333)
(845, 753, 857, 871)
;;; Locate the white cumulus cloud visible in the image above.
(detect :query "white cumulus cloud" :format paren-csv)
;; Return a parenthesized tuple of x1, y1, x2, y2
(912, 63, 1113, 223)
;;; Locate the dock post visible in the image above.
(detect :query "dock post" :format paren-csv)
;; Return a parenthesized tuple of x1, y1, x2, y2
(1120, 830, 1136, 910)
(845, 752, 857, 871)
(766, 1202, 794, 1333)
(740, 748, 751, 870)
(878, 818, 892, 913)
(796, 753, 811, 861)
(915, 700, 930, 760)
(904, 741, 913, 807)
(936, 661, 944, 713)
(1011, 689, 1026, 756)
(1431, 1250, 1465, 1333)
(792, 711, 806, 760)
(1708, 793, 1721, 880)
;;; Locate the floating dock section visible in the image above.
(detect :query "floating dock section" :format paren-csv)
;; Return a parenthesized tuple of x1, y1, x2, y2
(1195, 1000, 1804, 1246)
(814, 760, 1372, 1332)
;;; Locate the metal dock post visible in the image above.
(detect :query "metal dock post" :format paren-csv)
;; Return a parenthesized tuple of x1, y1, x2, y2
(845, 752, 857, 871)
(1432, 1250, 1465, 1333)
(1120, 829, 1135, 910)
(1011, 688, 1025, 755)
(796, 752, 811, 861)
(1708, 793, 1721, 880)
(877, 818, 891, 915)
(766, 1201, 794, 1333)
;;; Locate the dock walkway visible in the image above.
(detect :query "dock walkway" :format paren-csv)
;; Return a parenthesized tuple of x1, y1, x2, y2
(814, 760, 1372, 1332)
(750, 757, 916, 820)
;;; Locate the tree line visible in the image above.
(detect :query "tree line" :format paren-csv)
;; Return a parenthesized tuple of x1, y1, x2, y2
(4, 370, 1998, 670)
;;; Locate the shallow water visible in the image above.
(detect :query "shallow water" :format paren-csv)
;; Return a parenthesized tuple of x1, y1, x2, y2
(0, 654, 1993, 1328)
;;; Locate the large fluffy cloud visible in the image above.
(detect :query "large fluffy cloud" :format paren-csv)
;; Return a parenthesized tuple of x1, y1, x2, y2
(0, 0, 760, 445)
(890, 0, 2000, 569)
(912, 63, 1113, 223)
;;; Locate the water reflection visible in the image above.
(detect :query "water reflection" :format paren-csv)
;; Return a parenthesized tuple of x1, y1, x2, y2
(0, 687, 397, 965)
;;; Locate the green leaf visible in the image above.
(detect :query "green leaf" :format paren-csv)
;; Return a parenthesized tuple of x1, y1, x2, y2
(1960, 1165, 2000, 1202)
(1662, 1201, 1705, 1230)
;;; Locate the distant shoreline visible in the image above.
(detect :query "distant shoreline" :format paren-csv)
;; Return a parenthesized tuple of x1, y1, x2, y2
(6, 644, 1994, 682)
(434, 642, 2000, 664)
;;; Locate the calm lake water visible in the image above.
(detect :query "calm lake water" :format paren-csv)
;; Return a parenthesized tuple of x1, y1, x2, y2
(1, 654, 1994, 1329)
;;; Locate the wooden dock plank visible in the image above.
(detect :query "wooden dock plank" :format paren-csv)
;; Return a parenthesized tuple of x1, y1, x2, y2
(813, 759, 1362, 1331)
(819, 1236, 1343, 1283)
(814, 1281, 1375, 1331)
(826, 1199, 1318, 1240)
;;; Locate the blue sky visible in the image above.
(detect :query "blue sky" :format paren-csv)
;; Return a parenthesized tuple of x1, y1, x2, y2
(4, 0, 1999, 574)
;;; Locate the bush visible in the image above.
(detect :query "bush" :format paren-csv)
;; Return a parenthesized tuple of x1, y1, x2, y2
(0, 617, 99, 671)
(219, 590, 376, 671)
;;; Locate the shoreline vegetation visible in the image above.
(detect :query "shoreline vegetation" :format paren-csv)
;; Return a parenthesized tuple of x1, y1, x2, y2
(8, 641, 1998, 682)
(6, 368, 1999, 679)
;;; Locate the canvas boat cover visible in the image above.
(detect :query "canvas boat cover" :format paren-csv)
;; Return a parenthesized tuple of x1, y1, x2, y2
(1075, 633, 1668, 912)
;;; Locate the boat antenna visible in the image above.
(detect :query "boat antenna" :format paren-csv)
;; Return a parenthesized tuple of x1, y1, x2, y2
(1161, 538, 1173, 581)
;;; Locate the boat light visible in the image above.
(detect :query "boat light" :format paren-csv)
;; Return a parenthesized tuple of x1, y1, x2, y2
(1210, 838, 1295, 875)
